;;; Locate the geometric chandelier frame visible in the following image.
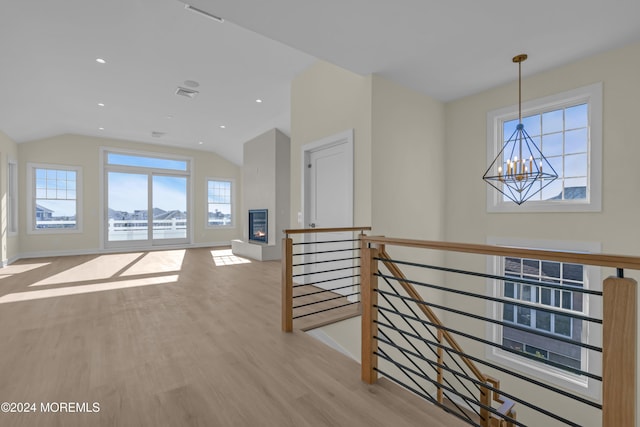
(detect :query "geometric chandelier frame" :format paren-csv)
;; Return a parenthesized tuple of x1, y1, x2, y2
(483, 54, 558, 205)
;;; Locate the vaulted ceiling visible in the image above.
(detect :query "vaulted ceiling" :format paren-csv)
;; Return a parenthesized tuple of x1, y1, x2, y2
(2, 0, 639, 165)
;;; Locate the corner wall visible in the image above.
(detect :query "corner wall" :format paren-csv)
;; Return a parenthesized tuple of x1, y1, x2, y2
(290, 60, 373, 228)
(371, 74, 446, 240)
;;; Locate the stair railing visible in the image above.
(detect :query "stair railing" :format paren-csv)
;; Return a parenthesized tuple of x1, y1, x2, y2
(282, 226, 371, 331)
(360, 236, 637, 427)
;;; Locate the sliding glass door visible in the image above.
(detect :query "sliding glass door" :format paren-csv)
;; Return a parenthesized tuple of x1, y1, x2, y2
(104, 150, 191, 248)
(107, 172, 149, 242)
(152, 175, 187, 241)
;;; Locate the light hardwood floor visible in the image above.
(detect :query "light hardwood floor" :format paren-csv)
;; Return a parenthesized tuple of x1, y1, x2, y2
(0, 248, 467, 427)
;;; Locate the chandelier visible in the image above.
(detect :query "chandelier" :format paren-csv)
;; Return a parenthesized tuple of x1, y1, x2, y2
(483, 54, 558, 205)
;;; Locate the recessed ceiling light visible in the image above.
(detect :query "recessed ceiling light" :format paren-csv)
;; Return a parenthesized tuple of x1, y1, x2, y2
(184, 80, 200, 88)
(166, 115, 173, 119)
(98, 127, 105, 130)
(220, 125, 226, 129)
(198, 141, 204, 145)
(256, 99, 263, 103)
(98, 103, 105, 107)
(96, 58, 106, 64)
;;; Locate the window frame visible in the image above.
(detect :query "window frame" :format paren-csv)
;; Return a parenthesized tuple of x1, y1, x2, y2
(26, 162, 83, 234)
(206, 177, 235, 229)
(99, 147, 193, 248)
(486, 82, 602, 213)
(485, 236, 602, 400)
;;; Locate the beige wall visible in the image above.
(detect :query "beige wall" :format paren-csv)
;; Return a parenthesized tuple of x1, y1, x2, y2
(370, 74, 448, 320)
(371, 74, 446, 240)
(444, 41, 640, 426)
(290, 60, 373, 228)
(445, 42, 640, 255)
(18, 133, 241, 256)
(0, 131, 19, 264)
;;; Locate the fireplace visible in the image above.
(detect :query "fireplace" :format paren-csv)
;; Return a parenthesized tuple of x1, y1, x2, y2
(248, 209, 268, 243)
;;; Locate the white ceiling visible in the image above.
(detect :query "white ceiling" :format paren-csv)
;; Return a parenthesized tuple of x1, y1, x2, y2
(0, 0, 315, 165)
(2, 0, 640, 165)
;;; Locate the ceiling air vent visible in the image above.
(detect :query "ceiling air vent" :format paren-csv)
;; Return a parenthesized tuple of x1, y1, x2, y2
(151, 131, 166, 138)
(184, 4, 224, 23)
(176, 86, 199, 98)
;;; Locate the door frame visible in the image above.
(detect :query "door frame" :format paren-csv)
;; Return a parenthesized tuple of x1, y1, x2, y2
(300, 129, 354, 231)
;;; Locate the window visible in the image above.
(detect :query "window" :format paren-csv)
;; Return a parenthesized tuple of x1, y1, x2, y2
(486, 82, 602, 212)
(27, 163, 82, 233)
(7, 161, 17, 234)
(207, 179, 233, 227)
(102, 148, 191, 247)
(502, 257, 584, 370)
(487, 237, 602, 399)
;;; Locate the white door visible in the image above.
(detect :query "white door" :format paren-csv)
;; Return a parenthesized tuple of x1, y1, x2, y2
(303, 130, 355, 298)
(308, 143, 351, 229)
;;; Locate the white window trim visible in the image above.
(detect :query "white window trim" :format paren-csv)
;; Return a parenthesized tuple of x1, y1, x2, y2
(26, 162, 83, 235)
(205, 177, 235, 229)
(485, 236, 602, 401)
(7, 160, 18, 236)
(486, 82, 602, 213)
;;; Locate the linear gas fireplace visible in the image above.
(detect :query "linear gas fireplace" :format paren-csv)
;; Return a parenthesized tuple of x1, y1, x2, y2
(248, 209, 268, 244)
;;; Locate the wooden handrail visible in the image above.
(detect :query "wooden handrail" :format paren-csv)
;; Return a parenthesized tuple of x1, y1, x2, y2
(284, 226, 372, 235)
(362, 236, 640, 270)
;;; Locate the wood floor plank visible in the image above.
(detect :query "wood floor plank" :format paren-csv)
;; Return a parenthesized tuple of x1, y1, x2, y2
(0, 248, 467, 427)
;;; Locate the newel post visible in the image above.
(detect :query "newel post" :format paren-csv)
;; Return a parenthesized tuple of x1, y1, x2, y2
(602, 276, 636, 427)
(282, 236, 293, 332)
(361, 239, 380, 384)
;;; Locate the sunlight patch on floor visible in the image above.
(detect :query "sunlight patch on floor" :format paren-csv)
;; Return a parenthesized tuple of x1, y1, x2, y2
(121, 250, 186, 276)
(1, 275, 179, 304)
(0, 262, 51, 280)
(211, 249, 251, 266)
(29, 253, 144, 287)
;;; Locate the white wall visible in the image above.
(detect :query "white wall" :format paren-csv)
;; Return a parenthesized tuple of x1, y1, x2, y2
(18, 133, 241, 256)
